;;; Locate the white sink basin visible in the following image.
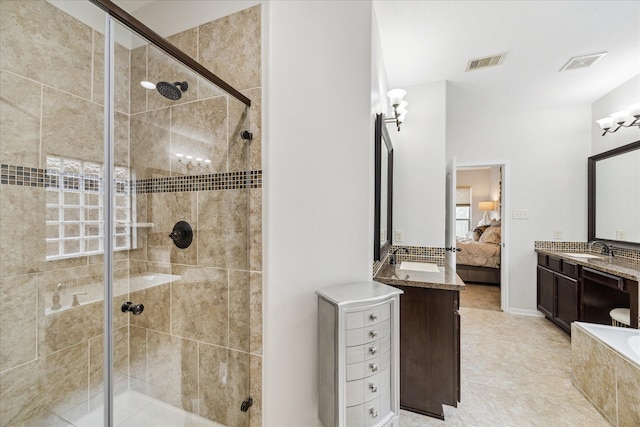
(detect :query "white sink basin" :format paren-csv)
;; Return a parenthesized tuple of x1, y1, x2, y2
(563, 252, 602, 259)
(399, 261, 440, 272)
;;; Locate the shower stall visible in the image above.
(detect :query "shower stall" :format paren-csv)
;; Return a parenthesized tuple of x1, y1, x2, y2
(0, 0, 262, 426)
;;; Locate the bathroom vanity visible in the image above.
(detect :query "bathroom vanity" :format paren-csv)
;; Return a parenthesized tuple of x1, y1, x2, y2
(375, 261, 464, 420)
(536, 249, 639, 332)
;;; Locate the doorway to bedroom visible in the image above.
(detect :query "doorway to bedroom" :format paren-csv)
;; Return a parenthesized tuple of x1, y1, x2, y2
(455, 161, 509, 312)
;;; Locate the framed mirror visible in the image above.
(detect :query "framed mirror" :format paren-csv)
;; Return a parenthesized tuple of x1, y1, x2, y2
(588, 140, 640, 247)
(374, 113, 394, 261)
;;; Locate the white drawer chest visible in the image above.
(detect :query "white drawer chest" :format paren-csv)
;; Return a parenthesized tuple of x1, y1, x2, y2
(317, 282, 403, 427)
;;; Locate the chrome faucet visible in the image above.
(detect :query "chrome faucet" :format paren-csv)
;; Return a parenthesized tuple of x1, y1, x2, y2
(589, 241, 614, 257)
(389, 247, 409, 265)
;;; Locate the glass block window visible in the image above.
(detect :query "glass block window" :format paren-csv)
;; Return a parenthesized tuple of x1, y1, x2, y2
(46, 156, 132, 259)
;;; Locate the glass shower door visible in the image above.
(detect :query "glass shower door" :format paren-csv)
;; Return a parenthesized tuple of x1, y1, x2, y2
(0, 0, 108, 425)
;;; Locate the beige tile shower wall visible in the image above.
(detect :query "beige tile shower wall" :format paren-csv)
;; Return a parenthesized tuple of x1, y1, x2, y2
(127, 5, 263, 427)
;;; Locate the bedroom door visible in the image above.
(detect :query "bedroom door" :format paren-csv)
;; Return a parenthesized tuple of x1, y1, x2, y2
(445, 157, 457, 267)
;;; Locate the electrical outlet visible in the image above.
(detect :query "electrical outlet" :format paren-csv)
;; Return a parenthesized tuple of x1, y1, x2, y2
(616, 230, 627, 240)
(395, 230, 404, 242)
(512, 209, 529, 219)
(553, 230, 562, 240)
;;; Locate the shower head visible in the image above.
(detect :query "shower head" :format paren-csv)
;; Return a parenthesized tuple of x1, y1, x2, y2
(156, 81, 188, 100)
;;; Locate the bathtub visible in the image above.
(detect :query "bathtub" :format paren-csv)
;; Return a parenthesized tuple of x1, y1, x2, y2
(574, 322, 640, 365)
(572, 322, 640, 426)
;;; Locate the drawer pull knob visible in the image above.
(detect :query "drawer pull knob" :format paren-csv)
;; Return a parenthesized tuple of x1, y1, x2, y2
(369, 347, 377, 355)
(369, 314, 378, 321)
(370, 363, 378, 372)
(370, 408, 378, 418)
(370, 384, 378, 393)
(370, 330, 378, 338)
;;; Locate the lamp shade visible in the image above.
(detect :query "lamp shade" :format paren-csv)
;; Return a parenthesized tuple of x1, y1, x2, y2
(387, 88, 406, 106)
(478, 201, 495, 211)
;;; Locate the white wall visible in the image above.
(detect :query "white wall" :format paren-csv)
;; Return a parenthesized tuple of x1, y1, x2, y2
(447, 88, 591, 312)
(392, 81, 447, 247)
(371, 7, 390, 117)
(263, 1, 374, 425)
(591, 74, 640, 154)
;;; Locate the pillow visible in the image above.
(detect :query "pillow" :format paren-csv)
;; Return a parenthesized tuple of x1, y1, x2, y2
(479, 226, 501, 244)
(490, 219, 501, 227)
(471, 225, 489, 241)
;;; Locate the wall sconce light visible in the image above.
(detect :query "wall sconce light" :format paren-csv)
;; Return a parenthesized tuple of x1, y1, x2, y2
(176, 153, 211, 171)
(478, 201, 495, 226)
(595, 103, 640, 136)
(386, 89, 408, 131)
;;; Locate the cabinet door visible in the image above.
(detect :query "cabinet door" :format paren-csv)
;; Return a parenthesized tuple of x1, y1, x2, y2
(555, 274, 578, 332)
(537, 266, 554, 318)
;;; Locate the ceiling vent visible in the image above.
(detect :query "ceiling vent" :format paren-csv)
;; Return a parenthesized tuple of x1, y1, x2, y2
(465, 53, 507, 72)
(559, 52, 607, 72)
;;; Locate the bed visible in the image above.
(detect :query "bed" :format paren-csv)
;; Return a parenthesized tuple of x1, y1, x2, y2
(456, 222, 501, 285)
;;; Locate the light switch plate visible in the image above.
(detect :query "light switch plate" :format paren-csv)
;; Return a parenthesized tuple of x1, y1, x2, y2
(395, 230, 404, 242)
(553, 230, 562, 240)
(616, 230, 626, 240)
(513, 209, 529, 219)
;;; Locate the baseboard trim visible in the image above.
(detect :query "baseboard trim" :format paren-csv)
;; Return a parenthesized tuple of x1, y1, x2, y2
(507, 308, 545, 318)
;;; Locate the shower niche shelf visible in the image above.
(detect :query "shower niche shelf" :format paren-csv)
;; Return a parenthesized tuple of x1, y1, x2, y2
(44, 273, 181, 316)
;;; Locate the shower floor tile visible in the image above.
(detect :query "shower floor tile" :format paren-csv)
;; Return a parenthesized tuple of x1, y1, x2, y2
(71, 390, 224, 427)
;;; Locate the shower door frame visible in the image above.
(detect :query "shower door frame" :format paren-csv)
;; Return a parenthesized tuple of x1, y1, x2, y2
(94, 1, 253, 424)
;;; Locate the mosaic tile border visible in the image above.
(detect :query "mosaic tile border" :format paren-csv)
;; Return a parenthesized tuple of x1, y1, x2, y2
(134, 170, 262, 193)
(1, 164, 46, 187)
(0, 164, 262, 192)
(534, 241, 640, 263)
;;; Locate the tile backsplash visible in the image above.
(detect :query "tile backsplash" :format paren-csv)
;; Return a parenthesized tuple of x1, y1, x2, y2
(534, 241, 640, 263)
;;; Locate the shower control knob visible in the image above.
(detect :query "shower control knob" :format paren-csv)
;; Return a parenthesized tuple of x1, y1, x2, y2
(121, 301, 144, 316)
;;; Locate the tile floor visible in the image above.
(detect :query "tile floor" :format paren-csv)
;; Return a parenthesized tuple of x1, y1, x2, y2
(459, 283, 501, 311)
(398, 303, 609, 426)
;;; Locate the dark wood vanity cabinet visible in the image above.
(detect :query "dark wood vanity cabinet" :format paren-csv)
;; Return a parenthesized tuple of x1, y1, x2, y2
(394, 285, 459, 420)
(536, 253, 639, 331)
(581, 267, 635, 327)
(536, 254, 579, 333)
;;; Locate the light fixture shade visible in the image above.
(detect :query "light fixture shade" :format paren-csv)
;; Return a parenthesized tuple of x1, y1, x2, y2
(387, 88, 406, 106)
(478, 201, 494, 211)
(397, 110, 408, 123)
(628, 103, 640, 117)
(140, 81, 156, 90)
(397, 100, 408, 111)
(610, 110, 630, 124)
(596, 117, 615, 130)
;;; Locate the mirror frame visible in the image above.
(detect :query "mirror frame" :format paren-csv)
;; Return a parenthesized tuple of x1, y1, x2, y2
(374, 113, 394, 261)
(588, 140, 640, 247)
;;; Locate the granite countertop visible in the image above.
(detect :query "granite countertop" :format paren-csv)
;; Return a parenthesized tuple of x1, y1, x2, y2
(375, 260, 465, 291)
(535, 249, 640, 282)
